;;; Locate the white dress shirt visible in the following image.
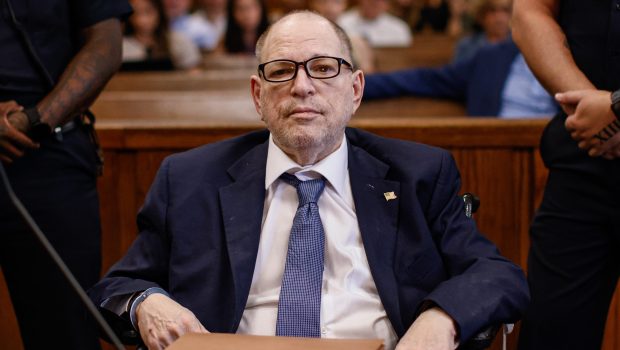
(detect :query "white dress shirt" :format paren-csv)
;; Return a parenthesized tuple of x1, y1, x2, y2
(237, 134, 398, 349)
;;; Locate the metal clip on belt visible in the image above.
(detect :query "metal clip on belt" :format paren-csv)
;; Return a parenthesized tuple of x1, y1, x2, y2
(53, 119, 78, 142)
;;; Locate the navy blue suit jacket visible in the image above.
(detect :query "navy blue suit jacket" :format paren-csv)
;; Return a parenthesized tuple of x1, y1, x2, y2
(363, 40, 520, 116)
(89, 128, 528, 343)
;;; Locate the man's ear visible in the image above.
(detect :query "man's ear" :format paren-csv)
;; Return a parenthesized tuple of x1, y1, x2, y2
(351, 69, 365, 111)
(250, 75, 263, 119)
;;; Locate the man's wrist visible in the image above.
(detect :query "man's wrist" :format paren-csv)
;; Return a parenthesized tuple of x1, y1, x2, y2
(129, 287, 169, 330)
(418, 303, 460, 345)
(23, 107, 52, 141)
(611, 89, 620, 120)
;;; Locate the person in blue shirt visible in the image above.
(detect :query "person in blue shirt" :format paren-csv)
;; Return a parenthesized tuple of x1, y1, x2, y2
(364, 38, 559, 118)
(452, 0, 512, 63)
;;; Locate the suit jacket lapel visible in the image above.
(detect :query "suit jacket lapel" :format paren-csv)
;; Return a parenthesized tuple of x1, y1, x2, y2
(348, 140, 405, 336)
(219, 141, 268, 331)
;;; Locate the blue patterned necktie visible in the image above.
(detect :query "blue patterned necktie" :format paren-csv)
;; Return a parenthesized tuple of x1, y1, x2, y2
(275, 172, 326, 338)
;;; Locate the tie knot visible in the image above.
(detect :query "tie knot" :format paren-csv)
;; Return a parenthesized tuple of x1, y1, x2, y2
(280, 172, 326, 207)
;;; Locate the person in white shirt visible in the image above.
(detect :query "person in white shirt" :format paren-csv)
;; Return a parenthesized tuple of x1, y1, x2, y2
(89, 11, 528, 350)
(338, 0, 412, 48)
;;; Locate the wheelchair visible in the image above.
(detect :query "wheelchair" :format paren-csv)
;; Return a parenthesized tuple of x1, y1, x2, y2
(459, 193, 514, 350)
(128, 194, 514, 350)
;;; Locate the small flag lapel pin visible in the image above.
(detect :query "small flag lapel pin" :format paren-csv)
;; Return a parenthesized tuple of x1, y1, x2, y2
(384, 191, 397, 201)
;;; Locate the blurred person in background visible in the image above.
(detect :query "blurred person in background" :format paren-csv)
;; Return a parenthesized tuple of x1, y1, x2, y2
(391, 0, 468, 36)
(219, 0, 269, 54)
(364, 38, 558, 118)
(193, 0, 229, 51)
(163, 0, 217, 49)
(412, 0, 451, 33)
(452, 0, 511, 63)
(308, 0, 347, 23)
(267, 0, 307, 21)
(123, 0, 202, 70)
(338, 0, 412, 47)
(308, 0, 376, 72)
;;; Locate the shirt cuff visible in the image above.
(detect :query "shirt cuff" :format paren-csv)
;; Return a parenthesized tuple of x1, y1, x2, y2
(129, 287, 169, 330)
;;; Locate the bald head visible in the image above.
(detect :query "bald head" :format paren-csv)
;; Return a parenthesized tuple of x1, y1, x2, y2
(255, 11, 354, 67)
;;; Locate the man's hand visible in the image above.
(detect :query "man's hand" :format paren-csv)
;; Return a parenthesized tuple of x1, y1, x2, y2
(558, 89, 618, 156)
(0, 100, 38, 163)
(136, 293, 209, 349)
(395, 307, 458, 350)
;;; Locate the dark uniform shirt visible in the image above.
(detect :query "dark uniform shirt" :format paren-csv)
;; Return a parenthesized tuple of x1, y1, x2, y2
(559, 0, 620, 91)
(0, 0, 132, 106)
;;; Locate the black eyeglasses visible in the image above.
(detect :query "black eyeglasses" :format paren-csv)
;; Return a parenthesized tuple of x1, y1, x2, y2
(258, 56, 354, 83)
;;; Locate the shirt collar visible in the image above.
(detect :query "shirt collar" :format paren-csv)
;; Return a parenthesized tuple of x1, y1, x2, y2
(265, 133, 348, 197)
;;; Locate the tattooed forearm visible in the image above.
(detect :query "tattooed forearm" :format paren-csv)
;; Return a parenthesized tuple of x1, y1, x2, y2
(36, 18, 123, 128)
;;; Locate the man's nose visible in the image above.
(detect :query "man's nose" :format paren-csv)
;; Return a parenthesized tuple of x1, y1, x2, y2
(290, 64, 316, 96)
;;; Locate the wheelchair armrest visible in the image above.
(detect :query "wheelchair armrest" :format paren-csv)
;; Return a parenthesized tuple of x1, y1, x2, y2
(462, 193, 480, 218)
(457, 324, 501, 350)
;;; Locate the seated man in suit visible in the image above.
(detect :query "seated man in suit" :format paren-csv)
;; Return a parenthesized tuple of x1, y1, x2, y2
(364, 38, 559, 118)
(89, 11, 529, 350)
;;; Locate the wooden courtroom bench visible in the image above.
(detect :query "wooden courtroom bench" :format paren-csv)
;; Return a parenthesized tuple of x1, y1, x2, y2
(374, 34, 458, 71)
(104, 70, 252, 92)
(92, 90, 467, 120)
(203, 53, 259, 71)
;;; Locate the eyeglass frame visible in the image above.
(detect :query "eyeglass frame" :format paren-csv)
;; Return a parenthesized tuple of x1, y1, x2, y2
(257, 55, 354, 83)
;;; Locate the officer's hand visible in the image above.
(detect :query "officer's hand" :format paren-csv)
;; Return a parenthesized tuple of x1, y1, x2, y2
(0, 100, 23, 117)
(136, 293, 209, 349)
(0, 101, 38, 163)
(559, 90, 617, 149)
